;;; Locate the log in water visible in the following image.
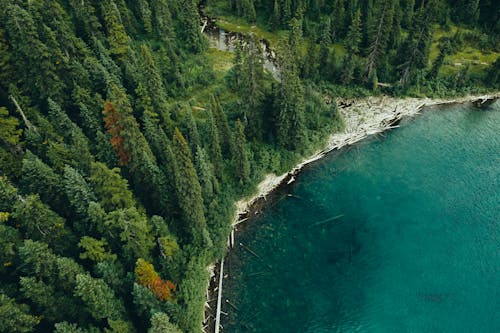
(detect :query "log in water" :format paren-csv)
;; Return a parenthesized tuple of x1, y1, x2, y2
(223, 101, 500, 332)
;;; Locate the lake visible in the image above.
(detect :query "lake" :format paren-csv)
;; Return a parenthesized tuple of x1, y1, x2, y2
(223, 101, 500, 332)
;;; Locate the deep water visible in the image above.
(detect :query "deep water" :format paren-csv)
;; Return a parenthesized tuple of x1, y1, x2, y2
(223, 101, 500, 333)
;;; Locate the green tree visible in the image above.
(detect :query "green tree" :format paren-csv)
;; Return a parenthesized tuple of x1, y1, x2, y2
(234, 120, 250, 184)
(89, 162, 135, 211)
(101, 0, 129, 60)
(149, 312, 182, 333)
(195, 146, 217, 205)
(79, 237, 117, 263)
(346, 9, 362, 55)
(205, 110, 224, 179)
(178, 0, 207, 53)
(239, 40, 266, 139)
(172, 128, 211, 247)
(366, 0, 395, 80)
(0, 294, 39, 333)
(211, 95, 234, 157)
(63, 166, 96, 218)
(74, 273, 126, 321)
(0, 107, 22, 147)
(275, 46, 306, 150)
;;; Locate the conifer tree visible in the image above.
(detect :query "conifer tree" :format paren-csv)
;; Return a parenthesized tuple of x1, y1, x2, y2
(178, 0, 207, 53)
(205, 110, 224, 179)
(149, 312, 182, 333)
(151, 0, 175, 42)
(366, 0, 395, 80)
(101, 0, 129, 60)
(185, 109, 202, 157)
(0, 107, 22, 147)
(172, 128, 211, 247)
(139, 45, 171, 125)
(239, 38, 266, 139)
(195, 146, 217, 205)
(331, 0, 347, 38)
(137, 0, 153, 35)
(234, 120, 250, 184)
(20, 152, 65, 210)
(74, 273, 126, 321)
(0, 294, 39, 333)
(276, 45, 306, 150)
(211, 95, 234, 157)
(346, 9, 362, 55)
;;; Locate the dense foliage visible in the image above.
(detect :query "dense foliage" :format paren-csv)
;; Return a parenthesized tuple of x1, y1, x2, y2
(207, 0, 500, 95)
(0, 0, 497, 332)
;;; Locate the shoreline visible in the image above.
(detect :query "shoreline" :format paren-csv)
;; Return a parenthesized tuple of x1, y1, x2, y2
(204, 92, 500, 333)
(232, 93, 500, 226)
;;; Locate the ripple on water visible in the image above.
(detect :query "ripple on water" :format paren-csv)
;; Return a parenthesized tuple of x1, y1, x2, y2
(224, 101, 500, 333)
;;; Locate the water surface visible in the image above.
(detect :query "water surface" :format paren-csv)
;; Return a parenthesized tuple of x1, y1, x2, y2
(223, 101, 500, 332)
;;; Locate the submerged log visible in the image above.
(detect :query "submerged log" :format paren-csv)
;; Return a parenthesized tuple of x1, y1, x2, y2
(309, 214, 344, 228)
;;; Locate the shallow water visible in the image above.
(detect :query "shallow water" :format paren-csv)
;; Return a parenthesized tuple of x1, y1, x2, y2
(223, 101, 500, 333)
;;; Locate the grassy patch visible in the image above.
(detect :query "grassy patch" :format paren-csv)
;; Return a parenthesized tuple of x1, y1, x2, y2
(430, 26, 499, 78)
(206, 48, 234, 76)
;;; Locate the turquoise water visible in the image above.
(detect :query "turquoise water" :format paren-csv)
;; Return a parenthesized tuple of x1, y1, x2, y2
(223, 101, 500, 332)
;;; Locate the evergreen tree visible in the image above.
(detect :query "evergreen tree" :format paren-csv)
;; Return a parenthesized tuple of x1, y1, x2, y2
(346, 9, 362, 55)
(178, 0, 207, 53)
(239, 39, 265, 139)
(211, 95, 234, 157)
(205, 110, 224, 179)
(366, 0, 395, 80)
(276, 45, 306, 150)
(195, 146, 218, 205)
(234, 120, 250, 184)
(101, 0, 130, 60)
(0, 294, 39, 333)
(74, 273, 126, 321)
(149, 312, 182, 333)
(331, 0, 347, 38)
(172, 128, 211, 247)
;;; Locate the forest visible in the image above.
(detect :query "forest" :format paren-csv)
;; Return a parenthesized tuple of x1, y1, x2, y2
(0, 0, 498, 332)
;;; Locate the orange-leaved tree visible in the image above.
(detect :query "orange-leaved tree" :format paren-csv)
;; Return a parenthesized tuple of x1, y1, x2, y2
(134, 258, 176, 301)
(103, 101, 128, 166)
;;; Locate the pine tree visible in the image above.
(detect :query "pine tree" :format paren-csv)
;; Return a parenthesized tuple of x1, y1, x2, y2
(331, 0, 346, 38)
(185, 109, 201, 157)
(149, 312, 182, 333)
(137, 0, 153, 35)
(151, 0, 175, 42)
(241, 0, 257, 22)
(270, 0, 281, 30)
(0, 107, 22, 147)
(276, 45, 306, 150)
(172, 128, 211, 247)
(62, 166, 96, 218)
(139, 45, 171, 125)
(89, 162, 135, 211)
(178, 0, 207, 53)
(205, 110, 224, 179)
(398, 0, 436, 85)
(346, 9, 362, 55)
(194, 146, 217, 205)
(0, 294, 39, 333)
(74, 273, 126, 321)
(211, 95, 234, 157)
(20, 152, 65, 210)
(234, 120, 250, 184)
(101, 0, 129, 60)
(239, 39, 265, 139)
(366, 0, 395, 80)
